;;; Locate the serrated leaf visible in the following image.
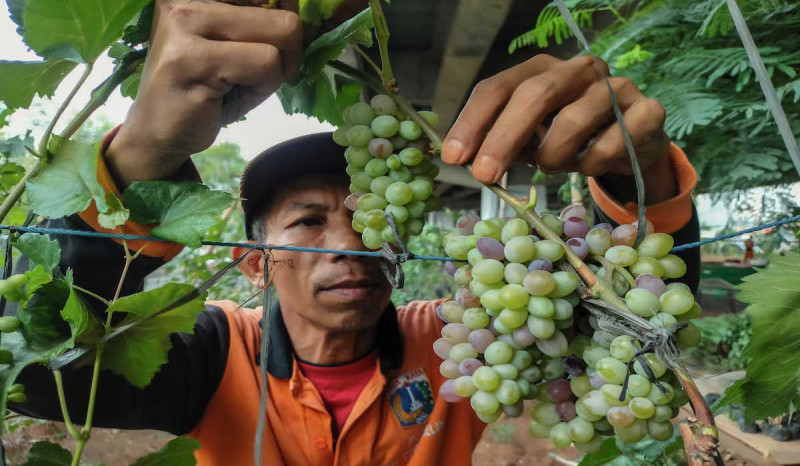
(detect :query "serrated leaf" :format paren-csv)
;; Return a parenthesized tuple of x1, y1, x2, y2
(102, 283, 207, 387)
(98, 192, 130, 229)
(18, 279, 71, 354)
(25, 264, 53, 295)
(0, 60, 77, 110)
(13, 233, 61, 274)
(121, 2, 154, 46)
(299, 0, 344, 26)
(278, 71, 361, 125)
(578, 437, 620, 465)
(26, 136, 112, 220)
(124, 181, 233, 248)
(130, 436, 200, 466)
(23, 440, 72, 466)
(23, 0, 151, 63)
(0, 130, 34, 157)
(716, 252, 800, 422)
(7, 0, 26, 35)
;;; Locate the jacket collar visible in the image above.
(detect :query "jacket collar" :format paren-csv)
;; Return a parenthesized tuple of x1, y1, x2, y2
(259, 302, 404, 379)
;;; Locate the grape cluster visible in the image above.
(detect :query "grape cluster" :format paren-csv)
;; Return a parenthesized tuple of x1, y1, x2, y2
(434, 206, 702, 452)
(334, 95, 441, 249)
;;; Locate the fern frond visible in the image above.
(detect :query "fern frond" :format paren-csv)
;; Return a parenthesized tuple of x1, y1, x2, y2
(508, 0, 605, 53)
(698, 0, 734, 38)
(648, 84, 724, 140)
(614, 44, 653, 69)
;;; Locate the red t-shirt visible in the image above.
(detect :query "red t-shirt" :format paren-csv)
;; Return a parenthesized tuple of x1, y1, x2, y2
(297, 351, 378, 436)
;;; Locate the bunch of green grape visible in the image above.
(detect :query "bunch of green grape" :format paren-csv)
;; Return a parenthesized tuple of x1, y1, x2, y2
(433, 205, 702, 453)
(333, 95, 441, 249)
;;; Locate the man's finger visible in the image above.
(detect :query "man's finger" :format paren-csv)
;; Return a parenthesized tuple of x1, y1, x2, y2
(441, 54, 561, 167)
(195, 40, 285, 97)
(471, 55, 608, 183)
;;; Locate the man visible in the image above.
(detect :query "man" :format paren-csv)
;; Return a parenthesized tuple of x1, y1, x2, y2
(12, 1, 700, 464)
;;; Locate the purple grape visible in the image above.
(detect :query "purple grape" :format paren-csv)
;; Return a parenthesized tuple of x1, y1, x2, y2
(439, 379, 463, 403)
(459, 358, 483, 376)
(435, 304, 449, 323)
(562, 355, 587, 377)
(476, 237, 505, 260)
(444, 261, 458, 276)
(528, 258, 553, 273)
(513, 326, 536, 347)
(503, 400, 525, 418)
(547, 379, 573, 402)
(555, 401, 577, 421)
(592, 223, 614, 233)
(367, 138, 393, 158)
(563, 217, 589, 239)
(468, 329, 495, 352)
(457, 213, 481, 235)
(560, 204, 587, 221)
(344, 193, 362, 211)
(635, 274, 667, 297)
(433, 338, 452, 359)
(567, 237, 589, 259)
(589, 371, 605, 389)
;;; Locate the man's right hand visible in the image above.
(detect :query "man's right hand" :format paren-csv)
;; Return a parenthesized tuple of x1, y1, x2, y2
(106, 0, 303, 188)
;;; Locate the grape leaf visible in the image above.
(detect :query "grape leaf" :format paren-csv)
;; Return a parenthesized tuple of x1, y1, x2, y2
(22, 0, 151, 63)
(299, 0, 344, 26)
(124, 181, 234, 248)
(13, 234, 61, 274)
(0, 60, 77, 110)
(98, 192, 131, 229)
(0, 131, 34, 158)
(22, 440, 72, 465)
(0, 163, 26, 191)
(120, 63, 144, 99)
(102, 283, 207, 387)
(0, 332, 46, 430)
(26, 136, 116, 221)
(25, 264, 53, 295)
(130, 437, 200, 466)
(7, 0, 26, 35)
(578, 437, 621, 465)
(716, 252, 800, 422)
(278, 69, 361, 125)
(122, 1, 155, 46)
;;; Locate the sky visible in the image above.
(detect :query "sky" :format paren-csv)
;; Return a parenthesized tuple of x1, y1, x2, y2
(0, 11, 334, 160)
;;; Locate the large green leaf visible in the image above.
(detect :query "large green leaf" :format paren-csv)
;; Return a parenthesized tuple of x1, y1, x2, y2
(130, 437, 200, 466)
(22, 440, 72, 466)
(7, 0, 27, 35)
(716, 252, 800, 422)
(13, 233, 61, 274)
(0, 60, 77, 110)
(102, 283, 207, 387)
(124, 181, 234, 248)
(299, 0, 344, 26)
(22, 0, 151, 62)
(578, 437, 621, 465)
(295, 8, 373, 83)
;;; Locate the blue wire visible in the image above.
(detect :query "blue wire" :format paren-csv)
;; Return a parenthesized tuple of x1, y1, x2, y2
(670, 214, 800, 251)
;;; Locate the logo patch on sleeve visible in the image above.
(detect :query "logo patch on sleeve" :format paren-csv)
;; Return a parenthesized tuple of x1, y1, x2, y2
(387, 369, 435, 428)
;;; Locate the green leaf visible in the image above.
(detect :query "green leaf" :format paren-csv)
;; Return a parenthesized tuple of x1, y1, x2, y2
(61, 285, 102, 346)
(98, 192, 131, 229)
(0, 130, 34, 157)
(299, 0, 344, 26)
(7, 0, 27, 35)
(130, 437, 200, 466)
(23, 0, 151, 62)
(120, 63, 144, 99)
(102, 283, 207, 387)
(578, 437, 621, 465)
(13, 233, 61, 274)
(0, 332, 44, 430)
(0, 60, 78, 110)
(23, 440, 72, 466)
(27, 136, 114, 220)
(25, 264, 53, 295)
(18, 279, 72, 354)
(124, 181, 234, 248)
(0, 162, 27, 190)
(278, 70, 361, 125)
(716, 252, 800, 422)
(121, 1, 155, 46)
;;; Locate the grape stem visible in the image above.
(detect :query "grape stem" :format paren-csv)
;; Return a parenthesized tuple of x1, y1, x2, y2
(368, 0, 395, 89)
(592, 255, 636, 288)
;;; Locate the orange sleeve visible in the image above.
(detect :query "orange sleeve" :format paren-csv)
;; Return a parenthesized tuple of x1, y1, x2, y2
(587, 143, 697, 234)
(77, 125, 199, 261)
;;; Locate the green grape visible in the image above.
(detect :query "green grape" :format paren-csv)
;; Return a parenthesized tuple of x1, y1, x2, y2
(610, 335, 638, 362)
(453, 265, 472, 286)
(636, 233, 674, 258)
(652, 405, 673, 422)
(364, 209, 388, 229)
(409, 157, 432, 174)
(568, 417, 595, 443)
(408, 179, 433, 201)
(582, 390, 611, 418)
(670, 387, 689, 408)
(527, 316, 555, 339)
(398, 120, 422, 140)
(479, 289, 504, 312)
(625, 288, 661, 317)
(658, 254, 687, 279)
(504, 263, 529, 285)
(353, 209, 368, 226)
(496, 379, 522, 405)
(385, 182, 414, 206)
(601, 384, 631, 406)
(386, 154, 402, 170)
(629, 397, 655, 419)
(498, 308, 528, 329)
(384, 204, 409, 223)
(351, 172, 374, 192)
(485, 341, 514, 365)
(527, 296, 555, 318)
(369, 176, 393, 197)
(333, 126, 351, 146)
(677, 322, 701, 347)
(539, 213, 563, 236)
(371, 94, 397, 115)
(453, 376, 478, 397)
(570, 375, 593, 398)
(520, 366, 543, 384)
(659, 288, 694, 315)
(649, 312, 677, 328)
(596, 358, 628, 385)
(352, 219, 365, 233)
(424, 195, 441, 213)
(607, 406, 635, 428)
(531, 402, 561, 426)
(471, 390, 500, 416)
(554, 317, 573, 330)
(630, 257, 665, 278)
(552, 299, 573, 320)
(467, 248, 484, 267)
(371, 115, 399, 138)
(501, 218, 530, 244)
(585, 228, 613, 255)
(605, 245, 638, 266)
(472, 259, 504, 285)
(348, 102, 375, 125)
(406, 219, 423, 237)
(575, 434, 603, 454)
(537, 331, 570, 358)
(648, 421, 674, 441)
(345, 164, 361, 176)
(406, 200, 426, 219)
(633, 354, 667, 378)
(499, 284, 529, 309)
(575, 398, 603, 422)
(504, 236, 536, 263)
(418, 110, 440, 127)
(399, 147, 424, 166)
(535, 240, 565, 262)
(474, 281, 503, 300)
(583, 346, 612, 369)
(476, 410, 502, 423)
(627, 375, 651, 398)
(665, 282, 691, 293)
(474, 220, 502, 240)
(347, 125, 374, 147)
(615, 419, 647, 443)
(345, 146, 373, 168)
(647, 384, 674, 405)
(511, 350, 533, 370)
(523, 271, 556, 297)
(528, 420, 552, 438)
(362, 228, 383, 249)
(381, 223, 405, 244)
(473, 366, 502, 391)
(427, 163, 440, 179)
(518, 379, 536, 400)
(461, 308, 487, 331)
(449, 342, 479, 363)
(548, 272, 579, 298)
(543, 358, 566, 380)
(569, 336, 592, 359)
(389, 166, 413, 182)
(357, 193, 388, 211)
(364, 158, 389, 177)
(441, 300, 465, 323)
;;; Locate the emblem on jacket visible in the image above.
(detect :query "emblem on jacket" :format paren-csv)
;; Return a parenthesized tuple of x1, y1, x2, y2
(387, 369, 435, 428)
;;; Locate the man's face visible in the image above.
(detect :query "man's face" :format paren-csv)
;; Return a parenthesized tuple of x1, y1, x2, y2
(263, 174, 393, 332)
